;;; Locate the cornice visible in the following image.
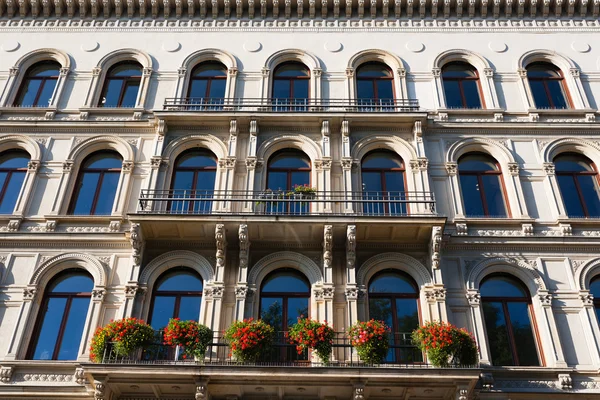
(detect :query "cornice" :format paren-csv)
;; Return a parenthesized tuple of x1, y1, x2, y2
(0, 241, 131, 248)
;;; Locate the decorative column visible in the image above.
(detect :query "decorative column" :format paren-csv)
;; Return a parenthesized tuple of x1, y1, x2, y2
(317, 225, 334, 324)
(49, 160, 75, 215)
(244, 120, 259, 212)
(482, 68, 501, 109)
(424, 286, 447, 322)
(0, 67, 19, 106)
(173, 67, 188, 99)
(79, 287, 106, 360)
(122, 284, 140, 318)
(234, 224, 250, 321)
(466, 289, 491, 365)
(505, 162, 529, 218)
(516, 68, 535, 109)
(226, 66, 238, 99)
(13, 160, 39, 217)
(135, 66, 152, 109)
(4, 286, 37, 360)
(345, 68, 356, 102)
(214, 224, 226, 283)
(217, 158, 236, 212)
(315, 159, 332, 213)
(345, 225, 358, 326)
(542, 162, 567, 218)
(578, 291, 600, 367)
(536, 290, 567, 367)
(340, 120, 354, 213)
(432, 67, 445, 108)
(445, 162, 464, 218)
(202, 286, 224, 333)
(47, 67, 70, 109)
(112, 159, 134, 216)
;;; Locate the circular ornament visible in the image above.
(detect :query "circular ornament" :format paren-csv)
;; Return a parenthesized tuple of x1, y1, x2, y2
(324, 41, 343, 52)
(162, 41, 181, 52)
(571, 41, 590, 53)
(488, 42, 507, 53)
(243, 41, 262, 52)
(1, 40, 20, 52)
(405, 41, 425, 53)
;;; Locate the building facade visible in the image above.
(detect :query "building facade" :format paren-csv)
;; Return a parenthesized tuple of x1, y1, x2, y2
(0, 1, 600, 399)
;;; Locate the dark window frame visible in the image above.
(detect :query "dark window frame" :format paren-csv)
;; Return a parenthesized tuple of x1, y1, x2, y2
(360, 150, 408, 215)
(68, 152, 122, 215)
(266, 150, 312, 191)
(171, 149, 218, 193)
(527, 62, 572, 110)
(187, 62, 227, 99)
(14, 61, 61, 107)
(271, 62, 311, 100)
(554, 153, 600, 218)
(0, 150, 29, 213)
(98, 61, 143, 108)
(458, 153, 511, 217)
(441, 62, 485, 109)
(480, 274, 544, 367)
(27, 270, 93, 360)
(148, 268, 204, 327)
(356, 62, 395, 101)
(591, 276, 600, 321)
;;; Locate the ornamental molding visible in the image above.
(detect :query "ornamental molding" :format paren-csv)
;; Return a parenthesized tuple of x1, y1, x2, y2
(12, 372, 74, 383)
(541, 137, 600, 164)
(446, 136, 515, 164)
(67, 134, 135, 163)
(574, 257, 600, 290)
(140, 250, 215, 285)
(249, 251, 323, 285)
(30, 252, 107, 286)
(0, 366, 13, 383)
(467, 256, 547, 292)
(357, 252, 432, 287)
(129, 223, 143, 266)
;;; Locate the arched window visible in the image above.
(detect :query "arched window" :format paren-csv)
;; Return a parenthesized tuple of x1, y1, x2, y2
(480, 274, 541, 366)
(368, 270, 421, 363)
(272, 62, 310, 110)
(361, 151, 407, 216)
(442, 62, 483, 109)
(266, 150, 311, 214)
(260, 269, 310, 332)
(69, 151, 122, 215)
(170, 149, 217, 214)
(458, 153, 509, 217)
(527, 62, 570, 110)
(98, 62, 142, 108)
(149, 268, 203, 330)
(29, 271, 93, 360)
(188, 62, 227, 102)
(14, 61, 61, 107)
(356, 62, 394, 107)
(0, 151, 29, 214)
(590, 277, 600, 323)
(554, 154, 600, 218)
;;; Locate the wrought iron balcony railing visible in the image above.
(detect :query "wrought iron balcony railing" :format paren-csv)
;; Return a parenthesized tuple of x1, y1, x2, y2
(137, 189, 436, 216)
(101, 331, 430, 366)
(162, 97, 420, 112)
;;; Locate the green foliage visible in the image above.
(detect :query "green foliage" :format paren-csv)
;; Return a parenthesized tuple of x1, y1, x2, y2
(162, 318, 213, 360)
(287, 318, 335, 364)
(347, 319, 390, 364)
(224, 319, 275, 363)
(411, 321, 478, 367)
(90, 318, 155, 363)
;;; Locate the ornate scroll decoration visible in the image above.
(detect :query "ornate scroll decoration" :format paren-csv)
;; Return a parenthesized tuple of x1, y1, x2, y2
(346, 225, 356, 270)
(430, 226, 442, 269)
(129, 223, 143, 266)
(239, 223, 249, 271)
(323, 225, 333, 272)
(215, 224, 227, 278)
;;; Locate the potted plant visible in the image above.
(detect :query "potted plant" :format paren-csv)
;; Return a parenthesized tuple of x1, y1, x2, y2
(287, 318, 335, 365)
(90, 318, 155, 363)
(224, 318, 275, 363)
(162, 318, 213, 361)
(411, 321, 478, 367)
(292, 184, 317, 199)
(347, 319, 390, 364)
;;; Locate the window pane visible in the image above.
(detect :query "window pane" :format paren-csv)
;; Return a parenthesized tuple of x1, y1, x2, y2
(0, 152, 29, 168)
(546, 80, 569, 109)
(357, 64, 392, 78)
(193, 64, 227, 77)
(269, 154, 310, 169)
(578, 175, 600, 217)
(458, 156, 498, 172)
(150, 296, 176, 329)
(369, 272, 417, 294)
(157, 271, 203, 291)
(29, 63, 60, 77)
(177, 152, 216, 168)
(189, 80, 209, 98)
(481, 175, 508, 217)
(357, 80, 375, 100)
(85, 154, 122, 169)
(293, 80, 309, 99)
(195, 171, 217, 193)
(590, 278, 600, 297)
(274, 64, 309, 77)
(172, 170, 194, 191)
(120, 81, 140, 107)
(0, 171, 25, 214)
(287, 297, 309, 328)
(262, 273, 310, 293)
(507, 302, 540, 366)
(273, 80, 291, 99)
(395, 298, 419, 332)
(290, 171, 310, 187)
(109, 64, 142, 77)
(71, 172, 100, 215)
(32, 297, 67, 360)
(362, 172, 383, 192)
(384, 171, 405, 192)
(93, 171, 120, 215)
(529, 80, 551, 109)
(16, 79, 43, 107)
(482, 301, 514, 366)
(369, 298, 393, 327)
(178, 296, 202, 322)
(267, 171, 287, 191)
(209, 79, 227, 98)
(50, 274, 94, 293)
(460, 175, 485, 217)
(557, 175, 585, 217)
(481, 276, 528, 297)
(376, 80, 394, 100)
(36, 79, 58, 107)
(261, 297, 283, 331)
(462, 80, 482, 109)
(443, 80, 463, 108)
(101, 80, 123, 107)
(362, 153, 403, 169)
(56, 297, 91, 360)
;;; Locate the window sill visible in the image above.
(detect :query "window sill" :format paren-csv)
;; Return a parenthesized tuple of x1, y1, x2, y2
(435, 108, 504, 115)
(78, 107, 147, 121)
(0, 106, 59, 120)
(453, 217, 534, 225)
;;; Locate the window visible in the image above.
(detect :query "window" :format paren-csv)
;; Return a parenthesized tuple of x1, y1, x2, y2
(29, 271, 93, 360)
(480, 274, 541, 366)
(361, 151, 407, 215)
(442, 62, 483, 109)
(149, 268, 203, 330)
(0, 151, 29, 214)
(170, 149, 217, 214)
(554, 154, 600, 218)
(260, 269, 310, 332)
(266, 150, 311, 214)
(368, 270, 422, 363)
(69, 152, 122, 215)
(14, 61, 61, 107)
(272, 62, 310, 110)
(356, 62, 394, 107)
(590, 277, 600, 323)
(98, 62, 142, 108)
(458, 153, 509, 217)
(188, 62, 227, 104)
(527, 62, 570, 109)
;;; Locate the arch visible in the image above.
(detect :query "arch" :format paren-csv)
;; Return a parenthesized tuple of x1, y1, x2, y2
(357, 253, 432, 288)
(162, 134, 227, 162)
(13, 48, 71, 71)
(433, 49, 492, 71)
(446, 137, 515, 165)
(181, 48, 237, 72)
(265, 48, 321, 72)
(257, 134, 322, 163)
(248, 251, 323, 286)
(139, 250, 215, 288)
(575, 258, 600, 291)
(348, 49, 406, 72)
(517, 50, 577, 72)
(542, 138, 600, 166)
(351, 135, 417, 164)
(95, 48, 152, 71)
(68, 135, 134, 165)
(29, 253, 107, 287)
(467, 257, 547, 295)
(0, 135, 42, 161)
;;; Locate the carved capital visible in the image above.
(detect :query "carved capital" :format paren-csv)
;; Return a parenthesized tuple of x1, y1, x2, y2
(445, 162, 457, 176)
(60, 67, 70, 76)
(92, 67, 102, 76)
(507, 162, 519, 176)
(204, 286, 224, 299)
(432, 67, 441, 77)
(483, 67, 494, 77)
(538, 291, 552, 307)
(143, 67, 153, 76)
(517, 68, 528, 77)
(466, 290, 481, 306)
(345, 67, 355, 78)
(543, 162, 555, 175)
(63, 160, 74, 173)
(92, 288, 106, 302)
(27, 160, 40, 172)
(558, 373, 572, 390)
(579, 291, 594, 307)
(235, 286, 249, 298)
(9, 67, 19, 76)
(23, 287, 37, 301)
(122, 161, 134, 173)
(569, 68, 580, 77)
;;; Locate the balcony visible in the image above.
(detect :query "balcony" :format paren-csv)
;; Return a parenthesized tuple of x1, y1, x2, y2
(162, 97, 420, 113)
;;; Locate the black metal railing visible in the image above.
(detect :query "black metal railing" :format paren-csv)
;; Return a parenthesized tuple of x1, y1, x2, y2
(162, 98, 420, 112)
(137, 190, 436, 216)
(101, 331, 430, 367)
